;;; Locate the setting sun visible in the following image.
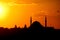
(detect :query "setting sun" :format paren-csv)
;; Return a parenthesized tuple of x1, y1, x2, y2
(0, 2, 9, 19)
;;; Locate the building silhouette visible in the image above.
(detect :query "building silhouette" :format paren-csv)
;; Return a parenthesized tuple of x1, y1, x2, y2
(15, 25, 17, 28)
(29, 21, 44, 32)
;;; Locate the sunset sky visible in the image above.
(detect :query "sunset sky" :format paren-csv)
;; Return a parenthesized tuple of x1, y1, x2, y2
(0, 0, 60, 29)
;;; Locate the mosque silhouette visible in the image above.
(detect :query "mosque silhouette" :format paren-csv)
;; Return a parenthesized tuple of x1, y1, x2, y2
(0, 16, 60, 39)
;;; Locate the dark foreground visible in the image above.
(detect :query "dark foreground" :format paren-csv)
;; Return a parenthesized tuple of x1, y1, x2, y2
(0, 21, 60, 39)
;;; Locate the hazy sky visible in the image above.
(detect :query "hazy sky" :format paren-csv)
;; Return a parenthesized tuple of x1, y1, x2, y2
(0, 0, 60, 29)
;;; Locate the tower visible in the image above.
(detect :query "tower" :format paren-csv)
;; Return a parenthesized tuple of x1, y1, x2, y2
(15, 25, 17, 28)
(30, 16, 32, 25)
(45, 16, 47, 27)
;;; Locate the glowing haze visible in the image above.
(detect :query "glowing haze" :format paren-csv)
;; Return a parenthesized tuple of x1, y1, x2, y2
(0, 0, 60, 29)
(0, 2, 9, 19)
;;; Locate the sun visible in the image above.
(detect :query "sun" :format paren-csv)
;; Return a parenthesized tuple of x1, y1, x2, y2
(0, 6, 5, 17)
(0, 2, 9, 19)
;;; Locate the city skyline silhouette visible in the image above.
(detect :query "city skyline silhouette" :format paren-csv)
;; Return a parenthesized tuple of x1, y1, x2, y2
(0, 19, 60, 38)
(0, 0, 60, 39)
(0, 16, 59, 40)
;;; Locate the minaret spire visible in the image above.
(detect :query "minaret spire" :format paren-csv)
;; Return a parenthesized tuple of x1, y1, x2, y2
(30, 16, 32, 25)
(45, 16, 47, 27)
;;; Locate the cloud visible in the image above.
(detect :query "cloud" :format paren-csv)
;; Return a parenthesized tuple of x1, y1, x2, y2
(7, 2, 37, 6)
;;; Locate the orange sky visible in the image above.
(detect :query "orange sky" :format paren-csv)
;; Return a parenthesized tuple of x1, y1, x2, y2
(0, 0, 60, 29)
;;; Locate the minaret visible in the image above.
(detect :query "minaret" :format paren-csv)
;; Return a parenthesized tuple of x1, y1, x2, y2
(45, 16, 47, 27)
(30, 16, 32, 25)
